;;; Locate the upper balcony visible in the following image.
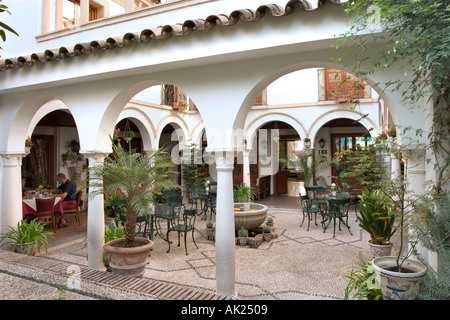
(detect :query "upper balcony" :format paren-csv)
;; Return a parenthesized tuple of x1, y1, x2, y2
(39, 0, 210, 41)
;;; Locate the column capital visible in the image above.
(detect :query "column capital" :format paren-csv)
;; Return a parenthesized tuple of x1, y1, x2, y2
(0, 152, 27, 167)
(81, 150, 110, 164)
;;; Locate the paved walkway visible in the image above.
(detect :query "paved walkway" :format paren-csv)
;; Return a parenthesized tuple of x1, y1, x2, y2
(0, 198, 377, 300)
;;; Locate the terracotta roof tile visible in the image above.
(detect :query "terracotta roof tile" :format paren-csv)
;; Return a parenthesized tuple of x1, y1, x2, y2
(0, 0, 340, 72)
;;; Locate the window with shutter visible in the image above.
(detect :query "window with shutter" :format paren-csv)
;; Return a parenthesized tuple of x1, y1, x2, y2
(324, 69, 366, 102)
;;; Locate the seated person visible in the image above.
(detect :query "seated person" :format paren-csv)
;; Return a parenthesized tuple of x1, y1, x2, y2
(44, 173, 76, 228)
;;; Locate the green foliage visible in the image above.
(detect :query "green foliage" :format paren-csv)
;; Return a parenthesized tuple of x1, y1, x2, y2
(181, 142, 206, 201)
(234, 183, 256, 202)
(0, 219, 53, 255)
(357, 188, 397, 245)
(104, 220, 126, 243)
(335, 0, 449, 194)
(332, 144, 387, 190)
(0, 0, 19, 53)
(104, 194, 125, 218)
(412, 192, 450, 299)
(295, 153, 328, 187)
(85, 142, 178, 247)
(237, 226, 248, 238)
(343, 257, 383, 300)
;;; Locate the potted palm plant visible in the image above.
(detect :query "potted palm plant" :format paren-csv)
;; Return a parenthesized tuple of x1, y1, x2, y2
(86, 142, 177, 277)
(357, 188, 398, 259)
(0, 219, 53, 256)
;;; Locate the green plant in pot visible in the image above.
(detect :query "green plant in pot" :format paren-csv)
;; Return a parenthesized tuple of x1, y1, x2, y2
(370, 176, 427, 300)
(0, 219, 53, 256)
(85, 141, 178, 277)
(234, 183, 256, 211)
(262, 225, 271, 241)
(357, 188, 398, 259)
(103, 220, 126, 271)
(237, 226, 248, 246)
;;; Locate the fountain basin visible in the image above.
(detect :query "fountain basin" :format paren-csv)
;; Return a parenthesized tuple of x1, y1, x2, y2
(233, 203, 268, 231)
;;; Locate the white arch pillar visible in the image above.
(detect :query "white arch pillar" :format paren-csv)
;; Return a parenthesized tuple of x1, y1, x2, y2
(0, 153, 26, 234)
(213, 151, 236, 297)
(84, 152, 107, 270)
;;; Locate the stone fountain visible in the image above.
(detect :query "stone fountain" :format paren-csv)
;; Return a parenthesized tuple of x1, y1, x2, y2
(233, 202, 268, 231)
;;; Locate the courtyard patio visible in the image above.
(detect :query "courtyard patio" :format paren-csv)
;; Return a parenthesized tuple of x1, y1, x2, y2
(0, 196, 383, 300)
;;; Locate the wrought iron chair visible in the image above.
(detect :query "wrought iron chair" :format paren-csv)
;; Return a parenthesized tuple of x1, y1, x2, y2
(167, 202, 199, 255)
(323, 197, 353, 238)
(305, 186, 327, 208)
(35, 197, 57, 233)
(63, 191, 83, 226)
(299, 194, 324, 231)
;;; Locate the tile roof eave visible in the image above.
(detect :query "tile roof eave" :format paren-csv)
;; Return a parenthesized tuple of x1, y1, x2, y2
(0, 0, 342, 72)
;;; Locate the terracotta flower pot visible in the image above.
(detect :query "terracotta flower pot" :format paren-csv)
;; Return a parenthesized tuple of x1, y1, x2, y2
(372, 256, 427, 300)
(103, 237, 154, 278)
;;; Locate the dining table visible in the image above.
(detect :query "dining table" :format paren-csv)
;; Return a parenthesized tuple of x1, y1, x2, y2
(22, 196, 63, 220)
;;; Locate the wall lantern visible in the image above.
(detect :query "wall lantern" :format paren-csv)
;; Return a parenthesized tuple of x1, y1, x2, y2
(319, 138, 326, 149)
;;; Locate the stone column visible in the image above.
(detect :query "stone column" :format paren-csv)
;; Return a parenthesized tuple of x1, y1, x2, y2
(214, 151, 236, 297)
(391, 154, 402, 180)
(0, 153, 26, 234)
(242, 149, 251, 187)
(83, 153, 106, 270)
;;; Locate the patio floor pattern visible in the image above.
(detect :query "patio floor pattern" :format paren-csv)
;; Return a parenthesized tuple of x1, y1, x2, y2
(0, 196, 381, 300)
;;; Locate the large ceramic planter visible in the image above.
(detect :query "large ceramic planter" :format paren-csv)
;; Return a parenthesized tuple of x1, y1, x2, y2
(103, 237, 154, 278)
(368, 241, 393, 260)
(372, 256, 427, 300)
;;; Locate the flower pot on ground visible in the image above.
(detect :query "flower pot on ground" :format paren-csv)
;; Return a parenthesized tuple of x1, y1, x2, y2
(86, 142, 178, 277)
(372, 256, 427, 300)
(357, 188, 398, 259)
(103, 220, 126, 271)
(206, 221, 215, 240)
(262, 226, 272, 241)
(0, 219, 53, 256)
(266, 217, 273, 227)
(237, 226, 248, 246)
(104, 237, 154, 277)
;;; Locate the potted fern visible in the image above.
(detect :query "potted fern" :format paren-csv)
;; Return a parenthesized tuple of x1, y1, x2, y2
(86, 142, 177, 277)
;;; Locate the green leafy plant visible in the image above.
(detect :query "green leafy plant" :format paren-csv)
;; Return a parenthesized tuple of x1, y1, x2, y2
(262, 226, 271, 234)
(85, 141, 178, 247)
(357, 188, 398, 245)
(234, 183, 256, 203)
(237, 226, 248, 238)
(412, 192, 450, 300)
(0, 219, 53, 255)
(0, 0, 19, 53)
(62, 140, 84, 167)
(343, 257, 383, 300)
(295, 153, 328, 187)
(181, 142, 206, 201)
